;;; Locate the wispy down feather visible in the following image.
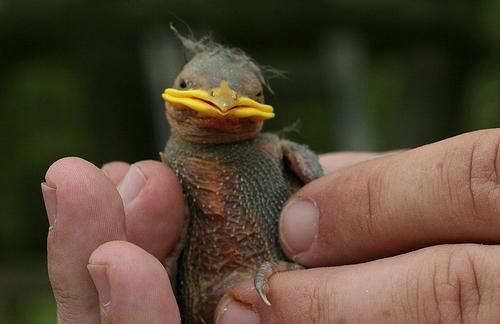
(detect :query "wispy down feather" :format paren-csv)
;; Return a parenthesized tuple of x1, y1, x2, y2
(170, 24, 285, 94)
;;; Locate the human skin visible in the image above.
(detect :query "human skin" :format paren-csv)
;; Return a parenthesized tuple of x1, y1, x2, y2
(42, 129, 500, 323)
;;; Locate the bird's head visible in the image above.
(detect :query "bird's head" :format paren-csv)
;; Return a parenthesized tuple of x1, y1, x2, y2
(162, 44, 275, 144)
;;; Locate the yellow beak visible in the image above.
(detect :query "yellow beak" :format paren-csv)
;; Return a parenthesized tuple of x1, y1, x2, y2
(161, 80, 274, 121)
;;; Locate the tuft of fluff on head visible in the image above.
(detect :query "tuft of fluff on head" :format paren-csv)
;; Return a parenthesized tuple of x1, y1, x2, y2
(170, 24, 284, 94)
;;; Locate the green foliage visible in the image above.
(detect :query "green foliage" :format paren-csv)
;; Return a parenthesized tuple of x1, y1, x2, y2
(366, 56, 404, 150)
(479, 0, 500, 46)
(463, 61, 500, 130)
(0, 59, 93, 257)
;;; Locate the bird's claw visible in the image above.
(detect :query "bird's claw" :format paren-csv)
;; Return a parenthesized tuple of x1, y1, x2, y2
(254, 261, 273, 306)
(256, 281, 272, 306)
(254, 261, 303, 306)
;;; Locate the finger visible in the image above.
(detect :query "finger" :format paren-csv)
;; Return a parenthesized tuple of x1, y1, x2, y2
(116, 160, 184, 261)
(216, 244, 500, 323)
(280, 129, 500, 266)
(319, 151, 399, 174)
(88, 241, 180, 324)
(43, 157, 127, 323)
(102, 161, 130, 185)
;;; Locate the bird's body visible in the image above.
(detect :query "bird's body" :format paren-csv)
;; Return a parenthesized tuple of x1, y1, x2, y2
(165, 133, 300, 322)
(161, 34, 323, 323)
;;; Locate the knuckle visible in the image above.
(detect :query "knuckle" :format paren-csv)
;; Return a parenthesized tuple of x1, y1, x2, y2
(53, 290, 94, 322)
(356, 162, 386, 238)
(50, 279, 80, 305)
(364, 168, 379, 236)
(50, 278, 101, 322)
(467, 130, 500, 223)
(361, 160, 391, 237)
(424, 247, 484, 324)
(307, 276, 337, 324)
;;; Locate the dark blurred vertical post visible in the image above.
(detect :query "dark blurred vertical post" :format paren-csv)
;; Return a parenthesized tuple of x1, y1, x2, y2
(397, 46, 464, 146)
(322, 31, 373, 150)
(140, 30, 183, 152)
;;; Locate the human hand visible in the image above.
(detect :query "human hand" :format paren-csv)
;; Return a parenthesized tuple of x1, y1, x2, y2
(42, 157, 184, 323)
(216, 129, 500, 323)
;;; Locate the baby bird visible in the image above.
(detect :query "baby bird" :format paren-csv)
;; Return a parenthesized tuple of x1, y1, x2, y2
(161, 35, 323, 323)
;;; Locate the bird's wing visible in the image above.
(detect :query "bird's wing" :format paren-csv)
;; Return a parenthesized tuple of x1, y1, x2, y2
(281, 139, 324, 184)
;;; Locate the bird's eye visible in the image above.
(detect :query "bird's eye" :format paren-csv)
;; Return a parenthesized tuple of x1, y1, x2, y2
(256, 92, 262, 97)
(179, 79, 187, 89)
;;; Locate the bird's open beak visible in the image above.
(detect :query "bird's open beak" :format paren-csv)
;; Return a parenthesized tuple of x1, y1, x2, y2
(162, 80, 274, 121)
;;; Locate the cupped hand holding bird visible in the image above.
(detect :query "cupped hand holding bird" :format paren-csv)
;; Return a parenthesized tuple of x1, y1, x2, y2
(42, 128, 500, 323)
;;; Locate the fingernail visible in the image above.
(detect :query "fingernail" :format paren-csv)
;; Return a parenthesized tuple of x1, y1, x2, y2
(88, 264, 111, 308)
(216, 296, 259, 324)
(280, 198, 319, 257)
(117, 164, 146, 205)
(101, 165, 111, 178)
(41, 182, 57, 228)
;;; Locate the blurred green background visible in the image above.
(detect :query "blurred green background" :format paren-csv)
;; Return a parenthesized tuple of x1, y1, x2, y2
(1, 0, 500, 322)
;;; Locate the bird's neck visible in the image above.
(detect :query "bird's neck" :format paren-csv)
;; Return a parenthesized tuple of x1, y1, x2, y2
(166, 111, 263, 144)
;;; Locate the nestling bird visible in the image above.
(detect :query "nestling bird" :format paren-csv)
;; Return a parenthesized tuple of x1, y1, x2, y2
(161, 32, 324, 323)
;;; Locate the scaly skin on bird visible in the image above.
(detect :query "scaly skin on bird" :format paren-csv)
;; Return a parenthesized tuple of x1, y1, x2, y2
(161, 43, 324, 323)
